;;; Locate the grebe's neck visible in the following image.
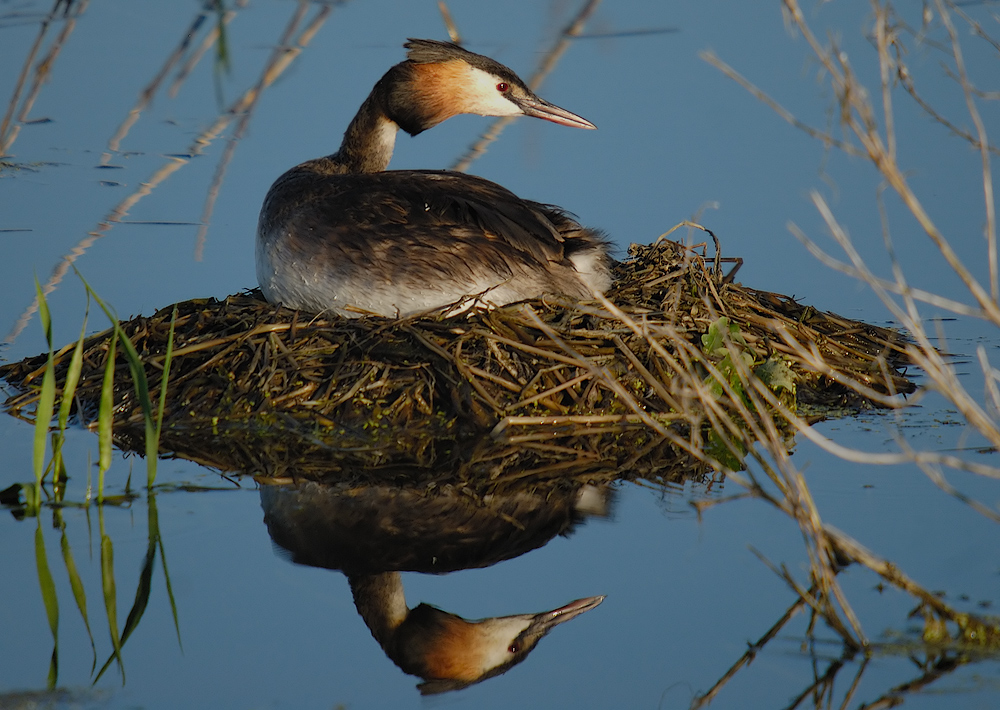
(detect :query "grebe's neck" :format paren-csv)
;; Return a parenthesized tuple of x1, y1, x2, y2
(330, 90, 400, 174)
(349, 572, 409, 647)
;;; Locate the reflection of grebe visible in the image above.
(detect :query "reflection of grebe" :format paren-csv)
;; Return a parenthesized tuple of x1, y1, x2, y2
(350, 573, 603, 695)
(256, 39, 611, 317)
(260, 480, 610, 694)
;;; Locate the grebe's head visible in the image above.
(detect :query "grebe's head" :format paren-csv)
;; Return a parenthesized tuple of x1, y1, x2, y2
(383, 38, 596, 136)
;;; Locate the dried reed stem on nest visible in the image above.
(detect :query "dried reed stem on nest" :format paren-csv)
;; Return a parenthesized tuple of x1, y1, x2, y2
(692, 0, 1000, 672)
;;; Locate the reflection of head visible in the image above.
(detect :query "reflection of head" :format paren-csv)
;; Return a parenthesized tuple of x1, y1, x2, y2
(388, 596, 604, 695)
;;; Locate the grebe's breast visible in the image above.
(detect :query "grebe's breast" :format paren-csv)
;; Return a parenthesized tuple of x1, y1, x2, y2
(256, 167, 610, 317)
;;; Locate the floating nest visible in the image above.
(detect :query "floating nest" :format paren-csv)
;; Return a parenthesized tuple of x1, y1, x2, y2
(0, 238, 914, 486)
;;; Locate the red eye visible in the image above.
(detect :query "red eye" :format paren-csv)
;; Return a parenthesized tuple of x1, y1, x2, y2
(496, 82, 509, 93)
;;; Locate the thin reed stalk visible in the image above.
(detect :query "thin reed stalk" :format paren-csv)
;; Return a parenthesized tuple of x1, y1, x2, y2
(705, 0, 1000, 520)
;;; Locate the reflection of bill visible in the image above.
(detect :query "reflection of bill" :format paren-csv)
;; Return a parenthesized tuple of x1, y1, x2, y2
(261, 479, 609, 694)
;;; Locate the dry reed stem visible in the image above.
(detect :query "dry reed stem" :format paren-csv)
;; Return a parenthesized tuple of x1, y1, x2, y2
(690, 588, 811, 709)
(3, 2, 333, 345)
(781, 0, 1000, 323)
(933, 0, 998, 302)
(103, 6, 215, 160)
(193, 2, 332, 260)
(699, 50, 865, 159)
(0, 0, 86, 157)
(713, 1, 1000, 519)
(169, 0, 249, 99)
(696, 2, 1000, 698)
(745, 376, 1000, 643)
(1, 236, 913, 487)
(436, 1, 462, 45)
(710, 314, 867, 646)
(806, 192, 1000, 455)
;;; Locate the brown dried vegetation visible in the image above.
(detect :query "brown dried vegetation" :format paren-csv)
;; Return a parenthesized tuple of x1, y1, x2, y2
(0, 235, 912, 486)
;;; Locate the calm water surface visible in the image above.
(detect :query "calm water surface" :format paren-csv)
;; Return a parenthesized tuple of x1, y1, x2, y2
(1, 1, 998, 708)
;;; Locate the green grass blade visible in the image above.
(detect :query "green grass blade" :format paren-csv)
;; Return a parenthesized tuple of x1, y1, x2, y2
(60, 526, 97, 672)
(212, 0, 232, 106)
(214, 0, 231, 73)
(35, 521, 59, 637)
(74, 269, 159, 486)
(51, 433, 67, 486)
(79, 276, 153, 422)
(95, 496, 179, 677)
(115, 536, 155, 651)
(95, 501, 155, 681)
(97, 511, 125, 684)
(57, 321, 88, 428)
(155, 307, 177, 438)
(34, 519, 59, 688)
(85, 450, 93, 504)
(33, 279, 57, 488)
(97, 332, 117, 504)
(53, 300, 90, 478)
(47, 647, 58, 690)
(116, 493, 161, 651)
(159, 536, 182, 649)
(21, 481, 41, 518)
(148, 306, 177, 488)
(150, 495, 182, 649)
(82, 282, 153, 422)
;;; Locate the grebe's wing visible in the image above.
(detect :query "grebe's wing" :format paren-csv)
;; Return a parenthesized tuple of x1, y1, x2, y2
(289, 170, 577, 265)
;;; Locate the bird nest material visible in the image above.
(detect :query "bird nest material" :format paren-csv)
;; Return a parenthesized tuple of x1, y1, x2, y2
(0, 238, 914, 485)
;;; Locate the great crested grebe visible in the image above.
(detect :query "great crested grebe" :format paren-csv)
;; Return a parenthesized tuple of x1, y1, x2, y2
(261, 480, 609, 693)
(256, 39, 611, 317)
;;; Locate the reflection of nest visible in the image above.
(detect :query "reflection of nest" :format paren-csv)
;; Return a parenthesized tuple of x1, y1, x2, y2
(0, 239, 913, 481)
